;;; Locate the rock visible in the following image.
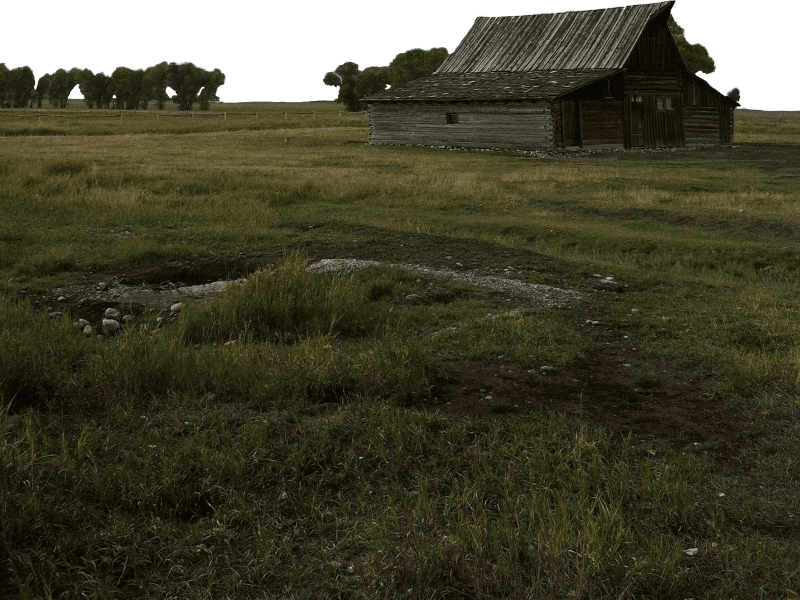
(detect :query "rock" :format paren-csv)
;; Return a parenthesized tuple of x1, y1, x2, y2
(74, 318, 90, 328)
(540, 365, 557, 373)
(170, 302, 182, 313)
(105, 307, 121, 318)
(122, 315, 135, 324)
(83, 324, 93, 336)
(48, 311, 63, 319)
(102, 319, 120, 335)
(57, 296, 66, 302)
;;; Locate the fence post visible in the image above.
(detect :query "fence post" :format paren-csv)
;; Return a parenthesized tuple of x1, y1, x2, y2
(223, 112, 226, 120)
(313, 111, 316, 118)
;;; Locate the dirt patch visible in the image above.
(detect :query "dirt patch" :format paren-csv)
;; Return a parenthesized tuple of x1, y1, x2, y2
(21, 226, 728, 459)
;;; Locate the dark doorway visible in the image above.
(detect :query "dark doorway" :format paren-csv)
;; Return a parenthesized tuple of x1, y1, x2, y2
(562, 100, 582, 148)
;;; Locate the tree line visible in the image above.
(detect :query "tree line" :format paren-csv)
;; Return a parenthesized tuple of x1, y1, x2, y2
(324, 47, 449, 112)
(0, 62, 225, 111)
(325, 20, 740, 111)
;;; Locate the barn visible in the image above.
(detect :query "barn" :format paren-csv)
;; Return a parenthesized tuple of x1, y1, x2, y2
(363, 1, 738, 151)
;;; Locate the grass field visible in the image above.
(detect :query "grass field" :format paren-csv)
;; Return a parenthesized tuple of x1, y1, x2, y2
(1, 105, 799, 598)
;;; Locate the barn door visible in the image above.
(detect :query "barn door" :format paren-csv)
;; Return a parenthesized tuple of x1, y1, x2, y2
(629, 95, 645, 147)
(562, 100, 581, 148)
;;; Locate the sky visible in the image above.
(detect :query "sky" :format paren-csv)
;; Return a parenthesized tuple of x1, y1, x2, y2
(3, 0, 797, 111)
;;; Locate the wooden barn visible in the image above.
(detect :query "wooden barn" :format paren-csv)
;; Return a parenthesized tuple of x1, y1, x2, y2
(363, 1, 738, 151)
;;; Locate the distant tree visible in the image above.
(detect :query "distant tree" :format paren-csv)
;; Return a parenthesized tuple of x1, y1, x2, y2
(386, 47, 448, 87)
(198, 68, 225, 111)
(168, 62, 206, 111)
(79, 71, 113, 109)
(142, 62, 170, 110)
(0, 64, 9, 107)
(355, 66, 389, 105)
(49, 68, 83, 108)
(668, 15, 715, 74)
(324, 62, 362, 111)
(5, 66, 35, 108)
(110, 67, 145, 109)
(324, 62, 388, 111)
(33, 73, 52, 108)
(78, 73, 95, 109)
(726, 87, 741, 103)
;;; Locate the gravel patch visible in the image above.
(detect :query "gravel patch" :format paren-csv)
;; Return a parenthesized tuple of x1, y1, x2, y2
(309, 258, 583, 310)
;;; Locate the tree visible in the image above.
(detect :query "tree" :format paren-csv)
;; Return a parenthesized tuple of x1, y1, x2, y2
(0, 64, 9, 107)
(198, 68, 225, 111)
(5, 66, 35, 108)
(668, 15, 715, 74)
(109, 67, 144, 109)
(167, 62, 202, 111)
(33, 73, 51, 108)
(79, 71, 114, 109)
(142, 62, 170, 110)
(324, 62, 362, 111)
(48, 68, 83, 108)
(355, 66, 388, 107)
(726, 88, 741, 103)
(386, 47, 448, 87)
(324, 62, 388, 112)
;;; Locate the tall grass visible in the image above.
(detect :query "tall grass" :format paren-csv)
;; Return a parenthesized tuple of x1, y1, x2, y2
(1, 109, 799, 598)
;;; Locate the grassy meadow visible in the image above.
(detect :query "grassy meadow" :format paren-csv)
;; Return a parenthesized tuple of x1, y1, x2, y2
(1, 105, 800, 598)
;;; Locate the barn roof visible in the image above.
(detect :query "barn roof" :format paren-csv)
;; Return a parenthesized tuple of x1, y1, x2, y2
(365, 69, 622, 103)
(436, 1, 676, 73)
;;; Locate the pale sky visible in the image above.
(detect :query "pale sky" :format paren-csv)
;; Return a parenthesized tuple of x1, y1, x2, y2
(3, 0, 796, 110)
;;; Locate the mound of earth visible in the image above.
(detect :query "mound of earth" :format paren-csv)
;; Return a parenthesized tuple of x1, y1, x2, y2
(21, 225, 734, 460)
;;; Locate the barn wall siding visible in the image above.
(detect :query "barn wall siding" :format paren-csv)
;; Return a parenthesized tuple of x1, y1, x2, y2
(684, 106, 722, 145)
(580, 100, 624, 147)
(368, 102, 554, 150)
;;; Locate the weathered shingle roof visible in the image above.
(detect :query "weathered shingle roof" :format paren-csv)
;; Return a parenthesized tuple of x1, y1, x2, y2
(436, 1, 675, 73)
(364, 69, 622, 102)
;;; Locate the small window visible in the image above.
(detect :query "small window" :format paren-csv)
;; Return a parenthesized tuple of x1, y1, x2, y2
(657, 97, 674, 111)
(633, 95, 643, 103)
(446, 113, 460, 124)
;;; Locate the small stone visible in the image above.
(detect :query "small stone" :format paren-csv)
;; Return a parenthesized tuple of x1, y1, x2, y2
(540, 365, 557, 372)
(170, 302, 182, 313)
(57, 296, 66, 302)
(102, 319, 120, 335)
(83, 324, 93, 336)
(48, 311, 62, 319)
(74, 318, 90, 328)
(122, 315, 135, 324)
(631, 308, 641, 314)
(105, 307, 120, 318)
(98, 282, 107, 290)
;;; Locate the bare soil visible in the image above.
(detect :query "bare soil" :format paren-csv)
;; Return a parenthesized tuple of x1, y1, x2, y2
(24, 226, 733, 460)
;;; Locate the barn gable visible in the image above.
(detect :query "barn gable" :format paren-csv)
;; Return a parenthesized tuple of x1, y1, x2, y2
(364, 1, 737, 151)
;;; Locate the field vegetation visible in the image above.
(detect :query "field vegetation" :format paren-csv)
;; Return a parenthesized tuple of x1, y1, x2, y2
(1, 105, 799, 598)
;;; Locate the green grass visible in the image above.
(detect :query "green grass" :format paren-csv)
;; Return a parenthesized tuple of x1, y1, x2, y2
(0, 101, 367, 136)
(736, 110, 800, 143)
(1, 106, 799, 598)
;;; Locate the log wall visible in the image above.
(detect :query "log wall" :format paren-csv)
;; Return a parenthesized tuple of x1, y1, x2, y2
(684, 106, 722, 145)
(580, 100, 624, 148)
(367, 101, 554, 150)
